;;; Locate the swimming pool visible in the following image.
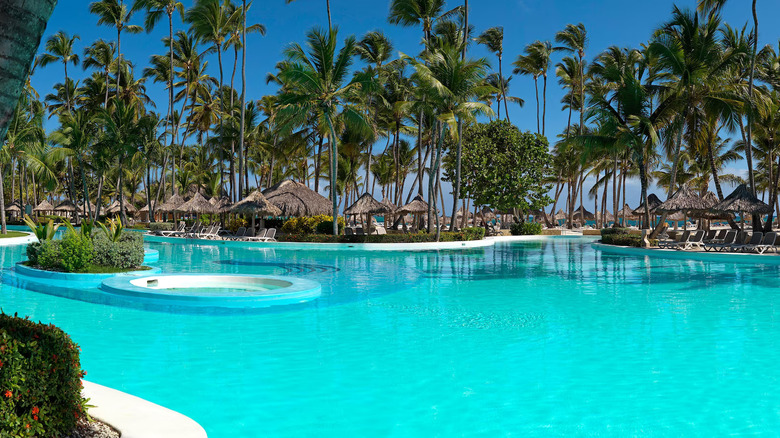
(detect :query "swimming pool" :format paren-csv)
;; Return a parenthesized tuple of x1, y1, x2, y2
(2, 236, 780, 435)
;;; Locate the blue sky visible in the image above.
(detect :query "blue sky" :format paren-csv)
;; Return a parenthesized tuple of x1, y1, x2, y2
(32, 0, 780, 214)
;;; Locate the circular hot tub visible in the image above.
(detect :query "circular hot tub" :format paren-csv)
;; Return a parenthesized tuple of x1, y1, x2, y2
(100, 274, 321, 310)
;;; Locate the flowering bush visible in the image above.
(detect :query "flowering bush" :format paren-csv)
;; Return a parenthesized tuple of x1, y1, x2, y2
(0, 312, 88, 437)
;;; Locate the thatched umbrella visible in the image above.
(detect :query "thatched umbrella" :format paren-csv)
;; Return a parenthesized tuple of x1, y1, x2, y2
(262, 179, 330, 217)
(212, 196, 233, 213)
(105, 198, 137, 215)
(6, 201, 22, 217)
(53, 200, 78, 220)
(598, 210, 614, 222)
(615, 204, 637, 226)
(554, 209, 567, 221)
(176, 192, 217, 216)
(32, 200, 54, 215)
(632, 193, 662, 216)
(711, 184, 771, 230)
(344, 193, 390, 234)
(157, 194, 186, 213)
(657, 186, 711, 213)
(231, 190, 282, 230)
(398, 195, 429, 230)
(573, 206, 595, 221)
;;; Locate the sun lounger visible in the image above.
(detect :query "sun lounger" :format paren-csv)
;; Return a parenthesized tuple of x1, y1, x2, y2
(671, 230, 705, 250)
(704, 229, 727, 243)
(660, 230, 689, 249)
(223, 227, 246, 240)
(245, 228, 276, 242)
(704, 230, 737, 252)
(745, 232, 777, 254)
(730, 231, 763, 252)
(160, 222, 186, 237)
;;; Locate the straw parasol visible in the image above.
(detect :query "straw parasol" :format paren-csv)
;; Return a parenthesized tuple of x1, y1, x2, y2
(398, 195, 429, 214)
(598, 210, 614, 221)
(656, 186, 711, 213)
(211, 196, 233, 213)
(632, 193, 662, 216)
(380, 198, 397, 213)
(554, 209, 567, 221)
(231, 190, 281, 216)
(344, 193, 390, 234)
(6, 201, 22, 217)
(572, 206, 595, 221)
(262, 179, 330, 217)
(711, 184, 771, 215)
(157, 194, 186, 213)
(105, 198, 137, 215)
(54, 200, 78, 213)
(616, 204, 638, 220)
(33, 200, 54, 214)
(139, 201, 157, 213)
(176, 192, 217, 215)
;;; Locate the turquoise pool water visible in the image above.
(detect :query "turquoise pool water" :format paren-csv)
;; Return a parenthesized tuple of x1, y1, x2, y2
(2, 236, 780, 435)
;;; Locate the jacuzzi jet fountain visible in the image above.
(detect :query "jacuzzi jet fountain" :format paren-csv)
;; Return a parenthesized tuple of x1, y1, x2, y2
(101, 274, 322, 311)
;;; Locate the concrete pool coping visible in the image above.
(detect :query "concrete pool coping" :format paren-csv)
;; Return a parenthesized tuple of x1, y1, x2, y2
(100, 273, 322, 308)
(0, 231, 36, 246)
(83, 380, 207, 438)
(593, 241, 780, 265)
(143, 233, 593, 251)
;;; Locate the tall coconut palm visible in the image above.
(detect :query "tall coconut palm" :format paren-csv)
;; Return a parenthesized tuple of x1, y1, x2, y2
(49, 109, 98, 219)
(276, 27, 372, 235)
(476, 27, 511, 122)
(82, 40, 116, 107)
(89, 0, 144, 98)
(37, 31, 80, 114)
(555, 24, 588, 137)
(186, 0, 239, 198)
(97, 98, 141, 223)
(514, 41, 554, 136)
(405, 43, 494, 233)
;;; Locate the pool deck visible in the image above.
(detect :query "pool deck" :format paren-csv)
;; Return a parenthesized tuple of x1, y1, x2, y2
(593, 242, 780, 265)
(0, 231, 36, 246)
(83, 380, 207, 438)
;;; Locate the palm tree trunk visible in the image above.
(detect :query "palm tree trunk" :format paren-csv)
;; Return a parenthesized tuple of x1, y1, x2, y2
(314, 135, 323, 192)
(116, 28, 122, 97)
(217, 45, 225, 197)
(64, 62, 71, 112)
(449, 119, 463, 231)
(229, 45, 238, 201)
(652, 107, 688, 239)
(239, 0, 247, 199)
(81, 160, 92, 221)
(0, 164, 6, 234)
(326, 0, 332, 29)
(417, 109, 424, 196)
(746, 0, 758, 195)
(542, 74, 547, 136)
(168, 12, 175, 198)
(326, 115, 339, 235)
(499, 55, 510, 123)
(534, 77, 540, 134)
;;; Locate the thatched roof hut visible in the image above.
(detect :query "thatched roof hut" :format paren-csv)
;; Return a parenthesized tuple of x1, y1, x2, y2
(632, 193, 662, 215)
(597, 210, 614, 221)
(6, 202, 21, 213)
(210, 196, 233, 213)
(54, 200, 78, 213)
(139, 201, 157, 213)
(657, 186, 711, 213)
(33, 200, 54, 213)
(157, 194, 186, 213)
(176, 192, 217, 214)
(616, 204, 638, 219)
(105, 198, 137, 214)
(573, 206, 595, 221)
(398, 195, 429, 214)
(712, 184, 772, 214)
(380, 198, 397, 213)
(344, 193, 389, 216)
(231, 191, 281, 216)
(262, 180, 330, 217)
(554, 209, 567, 220)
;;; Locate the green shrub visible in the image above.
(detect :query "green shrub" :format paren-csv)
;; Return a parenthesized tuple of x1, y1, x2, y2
(92, 232, 144, 269)
(279, 228, 485, 243)
(36, 241, 62, 271)
(0, 312, 88, 437)
(601, 233, 658, 247)
(282, 215, 345, 235)
(510, 222, 542, 235)
(59, 233, 94, 273)
(25, 242, 42, 266)
(600, 227, 630, 236)
(149, 222, 174, 232)
(225, 218, 247, 233)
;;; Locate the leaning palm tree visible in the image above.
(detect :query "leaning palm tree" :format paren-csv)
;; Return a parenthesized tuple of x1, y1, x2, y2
(89, 0, 144, 98)
(476, 26, 511, 122)
(276, 27, 373, 235)
(37, 31, 81, 114)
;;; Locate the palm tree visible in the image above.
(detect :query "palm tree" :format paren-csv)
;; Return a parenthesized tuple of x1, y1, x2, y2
(37, 31, 81, 114)
(49, 109, 98, 219)
(97, 98, 141, 223)
(82, 39, 116, 107)
(186, 0, 239, 198)
(405, 43, 493, 233)
(514, 41, 554, 135)
(89, 0, 144, 98)
(555, 23, 588, 138)
(276, 27, 372, 235)
(476, 27, 511, 122)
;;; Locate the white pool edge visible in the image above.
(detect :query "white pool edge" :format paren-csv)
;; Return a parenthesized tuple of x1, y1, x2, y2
(82, 380, 207, 438)
(0, 231, 36, 246)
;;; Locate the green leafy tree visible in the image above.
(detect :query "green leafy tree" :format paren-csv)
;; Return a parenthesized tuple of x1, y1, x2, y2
(444, 120, 552, 218)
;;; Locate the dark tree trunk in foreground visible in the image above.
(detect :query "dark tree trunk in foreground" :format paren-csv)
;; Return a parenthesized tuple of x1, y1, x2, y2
(0, 0, 58, 234)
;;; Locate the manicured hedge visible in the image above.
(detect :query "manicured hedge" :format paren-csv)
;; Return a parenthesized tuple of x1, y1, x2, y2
(601, 233, 658, 247)
(149, 222, 174, 232)
(510, 222, 542, 235)
(600, 227, 631, 236)
(281, 215, 345, 235)
(279, 228, 486, 243)
(0, 313, 87, 437)
(92, 232, 144, 269)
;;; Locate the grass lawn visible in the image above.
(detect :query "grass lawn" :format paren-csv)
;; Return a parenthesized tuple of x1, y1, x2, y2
(0, 231, 28, 239)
